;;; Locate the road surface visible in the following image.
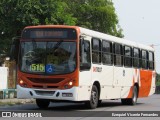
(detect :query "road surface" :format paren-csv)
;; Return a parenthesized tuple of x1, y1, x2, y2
(0, 94, 160, 119)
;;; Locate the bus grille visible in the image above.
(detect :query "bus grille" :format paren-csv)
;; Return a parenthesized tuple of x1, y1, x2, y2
(27, 77, 64, 84)
(32, 85, 58, 89)
(35, 90, 55, 96)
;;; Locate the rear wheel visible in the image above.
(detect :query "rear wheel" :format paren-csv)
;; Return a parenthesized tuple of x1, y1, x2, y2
(85, 85, 99, 109)
(36, 99, 50, 109)
(121, 86, 138, 105)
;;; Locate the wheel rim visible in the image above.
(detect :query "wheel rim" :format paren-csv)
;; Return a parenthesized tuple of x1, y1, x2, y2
(91, 90, 98, 105)
(133, 87, 137, 103)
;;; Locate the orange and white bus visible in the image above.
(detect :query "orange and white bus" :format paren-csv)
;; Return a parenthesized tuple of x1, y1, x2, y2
(10, 25, 156, 109)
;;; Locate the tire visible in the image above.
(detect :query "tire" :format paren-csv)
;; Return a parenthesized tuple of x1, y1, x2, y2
(85, 85, 99, 109)
(36, 99, 50, 109)
(121, 86, 138, 105)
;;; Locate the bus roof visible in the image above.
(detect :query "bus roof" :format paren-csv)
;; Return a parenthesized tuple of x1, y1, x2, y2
(79, 27, 155, 52)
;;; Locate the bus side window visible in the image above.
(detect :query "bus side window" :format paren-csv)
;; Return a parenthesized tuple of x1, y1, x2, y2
(80, 39, 91, 70)
(114, 43, 123, 66)
(141, 50, 148, 69)
(92, 38, 101, 64)
(102, 40, 113, 65)
(133, 48, 140, 68)
(148, 51, 154, 70)
(124, 46, 132, 67)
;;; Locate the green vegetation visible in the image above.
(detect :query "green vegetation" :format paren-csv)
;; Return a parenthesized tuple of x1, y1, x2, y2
(156, 73, 160, 86)
(0, 101, 22, 106)
(0, 0, 123, 57)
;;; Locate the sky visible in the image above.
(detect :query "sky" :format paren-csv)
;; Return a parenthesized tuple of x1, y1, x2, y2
(112, 0, 160, 73)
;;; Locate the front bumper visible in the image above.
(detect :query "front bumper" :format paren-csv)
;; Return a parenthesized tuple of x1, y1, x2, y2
(17, 85, 78, 101)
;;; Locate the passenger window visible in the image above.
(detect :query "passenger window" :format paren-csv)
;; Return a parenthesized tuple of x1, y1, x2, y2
(124, 46, 132, 67)
(102, 40, 113, 65)
(133, 48, 140, 68)
(141, 50, 148, 69)
(148, 52, 154, 70)
(114, 43, 123, 66)
(92, 38, 101, 64)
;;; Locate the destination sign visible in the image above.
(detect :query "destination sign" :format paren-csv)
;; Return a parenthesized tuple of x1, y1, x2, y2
(22, 28, 77, 39)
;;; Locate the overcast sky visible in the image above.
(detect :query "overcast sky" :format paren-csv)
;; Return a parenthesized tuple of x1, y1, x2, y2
(112, 0, 160, 73)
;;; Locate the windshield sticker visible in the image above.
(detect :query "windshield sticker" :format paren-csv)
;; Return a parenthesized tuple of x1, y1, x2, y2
(46, 64, 55, 74)
(30, 64, 45, 72)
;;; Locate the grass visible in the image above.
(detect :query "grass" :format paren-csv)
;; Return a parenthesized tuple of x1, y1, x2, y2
(0, 101, 22, 106)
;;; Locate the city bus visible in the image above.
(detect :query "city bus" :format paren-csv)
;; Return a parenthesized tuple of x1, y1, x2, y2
(10, 25, 156, 109)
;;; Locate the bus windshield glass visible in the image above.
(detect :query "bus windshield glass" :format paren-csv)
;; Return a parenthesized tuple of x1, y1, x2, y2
(20, 41, 76, 75)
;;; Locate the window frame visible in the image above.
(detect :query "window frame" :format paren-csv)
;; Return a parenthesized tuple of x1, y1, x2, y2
(113, 43, 123, 66)
(133, 47, 140, 68)
(80, 39, 91, 71)
(148, 51, 154, 70)
(141, 49, 148, 69)
(102, 40, 113, 65)
(124, 45, 132, 67)
(91, 38, 101, 64)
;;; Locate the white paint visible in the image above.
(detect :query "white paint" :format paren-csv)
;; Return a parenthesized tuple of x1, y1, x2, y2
(0, 67, 8, 89)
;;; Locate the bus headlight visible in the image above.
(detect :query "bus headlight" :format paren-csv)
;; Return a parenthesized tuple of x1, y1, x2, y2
(19, 79, 27, 88)
(68, 81, 73, 86)
(20, 80, 24, 84)
(64, 80, 75, 89)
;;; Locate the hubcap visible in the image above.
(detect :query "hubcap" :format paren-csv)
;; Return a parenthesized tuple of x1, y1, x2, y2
(91, 91, 98, 104)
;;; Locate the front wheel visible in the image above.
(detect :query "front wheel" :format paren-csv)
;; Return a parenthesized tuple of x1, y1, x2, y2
(36, 99, 50, 109)
(121, 86, 138, 105)
(85, 85, 99, 109)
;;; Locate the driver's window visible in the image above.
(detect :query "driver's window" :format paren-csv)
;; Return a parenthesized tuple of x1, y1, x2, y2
(80, 40, 91, 70)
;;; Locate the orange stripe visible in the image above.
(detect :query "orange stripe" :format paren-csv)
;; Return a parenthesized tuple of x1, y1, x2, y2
(138, 70, 152, 97)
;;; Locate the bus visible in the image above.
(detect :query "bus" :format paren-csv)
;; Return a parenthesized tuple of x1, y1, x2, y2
(10, 25, 156, 109)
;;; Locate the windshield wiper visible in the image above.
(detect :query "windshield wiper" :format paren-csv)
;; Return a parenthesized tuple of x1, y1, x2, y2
(47, 39, 64, 54)
(53, 39, 63, 51)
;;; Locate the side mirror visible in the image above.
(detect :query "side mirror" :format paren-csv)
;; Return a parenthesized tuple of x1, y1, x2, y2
(9, 36, 20, 62)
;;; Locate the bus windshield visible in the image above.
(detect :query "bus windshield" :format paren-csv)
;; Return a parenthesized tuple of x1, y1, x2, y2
(20, 41, 76, 75)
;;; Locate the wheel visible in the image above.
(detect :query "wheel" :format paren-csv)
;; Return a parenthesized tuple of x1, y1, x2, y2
(36, 99, 50, 109)
(85, 85, 99, 109)
(121, 86, 138, 105)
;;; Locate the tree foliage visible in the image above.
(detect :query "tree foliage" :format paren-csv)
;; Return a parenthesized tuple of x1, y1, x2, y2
(65, 0, 123, 37)
(157, 73, 160, 81)
(0, 0, 123, 55)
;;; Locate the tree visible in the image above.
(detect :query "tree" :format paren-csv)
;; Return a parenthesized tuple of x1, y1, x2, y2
(65, 0, 123, 37)
(0, 0, 77, 55)
(0, 0, 123, 56)
(156, 73, 160, 85)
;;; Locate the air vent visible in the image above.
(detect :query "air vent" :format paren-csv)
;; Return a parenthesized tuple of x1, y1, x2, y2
(35, 90, 55, 96)
(32, 85, 58, 89)
(27, 77, 64, 84)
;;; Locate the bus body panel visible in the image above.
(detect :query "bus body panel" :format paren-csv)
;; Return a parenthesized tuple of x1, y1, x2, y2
(138, 70, 156, 97)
